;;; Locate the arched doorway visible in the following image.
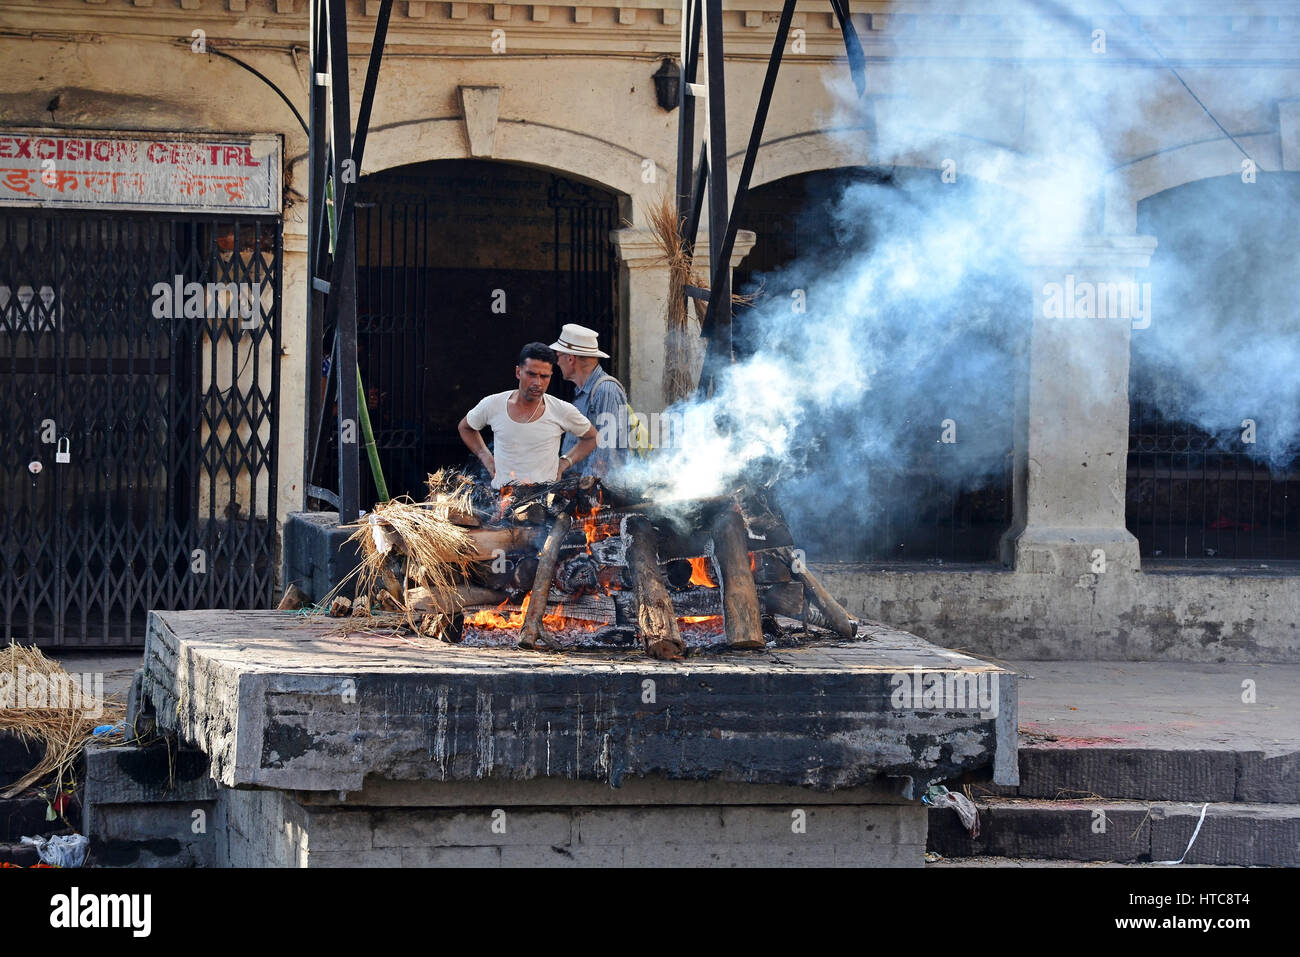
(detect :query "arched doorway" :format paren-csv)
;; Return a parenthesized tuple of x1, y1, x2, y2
(1129, 172, 1300, 561)
(336, 159, 622, 502)
(733, 167, 1021, 563)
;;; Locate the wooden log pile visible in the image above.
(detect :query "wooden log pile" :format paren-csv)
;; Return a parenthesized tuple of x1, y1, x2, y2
(331, 473, 857, 659)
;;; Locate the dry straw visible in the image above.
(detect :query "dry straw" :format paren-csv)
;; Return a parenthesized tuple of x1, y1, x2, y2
(312, 470, 482, 634)
(1, 643, 124, 799)
(641, 192, 760, 404)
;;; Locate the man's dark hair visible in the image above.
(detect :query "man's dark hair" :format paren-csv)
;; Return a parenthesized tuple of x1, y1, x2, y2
(518, 342, 557, 369)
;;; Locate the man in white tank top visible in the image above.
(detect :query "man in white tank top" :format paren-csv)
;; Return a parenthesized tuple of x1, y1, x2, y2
(457, 342, 599, 489)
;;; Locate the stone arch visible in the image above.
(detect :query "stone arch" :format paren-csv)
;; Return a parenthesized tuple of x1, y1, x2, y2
(734, 127, 1031, 195)
(1105, 131, 1282, 233)
(289, 116, 642, 218)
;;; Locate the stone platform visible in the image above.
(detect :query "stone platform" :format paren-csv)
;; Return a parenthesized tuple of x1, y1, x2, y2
(105, 609, 1019, 866)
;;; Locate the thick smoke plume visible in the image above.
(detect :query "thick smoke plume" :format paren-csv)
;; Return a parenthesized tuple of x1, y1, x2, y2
(613, 5, 1298, 557)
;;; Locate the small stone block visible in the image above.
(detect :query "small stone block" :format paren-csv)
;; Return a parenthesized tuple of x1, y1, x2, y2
(744, 11, 761, 28)
(531, 5, 548, 21)
(493, 4, 510, 20)
(662, 9, 679, 25)
(228, 0, 246, 12)
(618, 8, 635, 24)
(180, 0, 199, 10)
(407, 1, 425, 16)
(276, 0, 294, 14)
(450, 2, 468, 18)
(364, 0, 382, 14)
(573, 6, 591, 23)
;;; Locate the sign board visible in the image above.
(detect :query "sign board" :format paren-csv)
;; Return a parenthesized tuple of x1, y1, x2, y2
(0, 129, 281, 215)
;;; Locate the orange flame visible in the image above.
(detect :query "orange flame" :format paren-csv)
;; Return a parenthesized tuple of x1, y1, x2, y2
(688, 557, 718, 588)
(678, 614, 722, 625)
(462, 593, 599, 633)
(493, 487, 515, 523)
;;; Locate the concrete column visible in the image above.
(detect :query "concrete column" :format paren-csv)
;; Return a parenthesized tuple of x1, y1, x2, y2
(610, 227, 756, 413)
(1000, 235, 1158, 578)
(277, 217, 309, 544)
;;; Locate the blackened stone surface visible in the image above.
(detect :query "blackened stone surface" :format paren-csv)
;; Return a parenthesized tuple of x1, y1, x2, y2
(142, 609, 1017, 794)
(281, 511, 362, 605)
(0, 732, 42, 790)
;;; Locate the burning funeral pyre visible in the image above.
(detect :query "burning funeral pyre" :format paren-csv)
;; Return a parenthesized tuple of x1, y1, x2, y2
(334, 471, 858, 661)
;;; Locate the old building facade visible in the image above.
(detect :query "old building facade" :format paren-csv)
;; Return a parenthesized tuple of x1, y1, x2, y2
(2, 0, 1297, 660)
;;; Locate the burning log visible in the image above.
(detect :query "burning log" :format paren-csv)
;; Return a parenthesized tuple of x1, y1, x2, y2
(777, 547, 857, 639)
(625, 516, 685, 660)
(405, 585, 508, 614)
(711, 507, 765, 650)
(512, 501, 548, 525)
(511, 555, 539, 594)
(758, 581, 805, 618)
(663, 558, 694, 590)
(419, 611, 464, 643)
(518, 510, 574, 650)
(465, 526, 546, 561)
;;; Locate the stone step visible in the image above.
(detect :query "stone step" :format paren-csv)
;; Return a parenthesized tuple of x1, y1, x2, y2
(0, 841, 40, 867)
(927, 798, 1300, 867)
(0, 796, 51, 844)
(1006, 746, 1300, 804)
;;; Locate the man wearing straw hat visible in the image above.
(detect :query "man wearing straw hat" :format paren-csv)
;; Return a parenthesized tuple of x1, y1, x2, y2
(551, 323, 629, 479)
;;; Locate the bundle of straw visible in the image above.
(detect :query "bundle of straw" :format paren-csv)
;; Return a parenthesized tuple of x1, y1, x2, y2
(339, 471, 482, 620)
(644, 193, 706, 404)
(643, 193, 760, 404)
(0, 644, 124, 799)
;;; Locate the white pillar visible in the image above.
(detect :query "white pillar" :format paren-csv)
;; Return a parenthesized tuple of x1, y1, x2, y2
(1000, 235, 1158, 578)
(277, 217, 309, 530)
(610, 227, 756, 413)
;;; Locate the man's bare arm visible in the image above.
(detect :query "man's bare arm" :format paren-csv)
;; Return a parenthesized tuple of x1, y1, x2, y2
(458, 416, 495, 479)
(558, 425, 599, 479)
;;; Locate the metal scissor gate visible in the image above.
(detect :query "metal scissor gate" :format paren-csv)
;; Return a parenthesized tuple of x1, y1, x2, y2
(0, 210, 281, 647)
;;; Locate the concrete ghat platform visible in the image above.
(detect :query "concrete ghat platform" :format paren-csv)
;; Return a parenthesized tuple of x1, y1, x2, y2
(142, 610, 1018, 795)
(117, 610, 1017, 866)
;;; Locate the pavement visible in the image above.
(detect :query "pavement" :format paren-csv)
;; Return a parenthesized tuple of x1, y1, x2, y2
(46, 651, 141, 703)
(46, 651, 1299, 757)
(1005, 659, 1299, 756)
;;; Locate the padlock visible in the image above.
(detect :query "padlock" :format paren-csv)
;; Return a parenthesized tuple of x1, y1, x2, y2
(55, 436, 70, 464)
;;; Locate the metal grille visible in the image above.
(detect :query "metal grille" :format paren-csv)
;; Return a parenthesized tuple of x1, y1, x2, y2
(547, 176, 619, 362)
(334, 169, 620, 503)
(354, 198, 429, 505)
(0, 210, 281, 647)
(1127, 393, 1300, 561)
(736, 171, 1014, 563)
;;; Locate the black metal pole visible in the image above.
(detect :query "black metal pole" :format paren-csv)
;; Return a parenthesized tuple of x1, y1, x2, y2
(697, 0, 731, 396)
(675, 0, 701, 233)
(304, 0, 328, 507)
(706, 0, 797, 300)
(325, 0, 360, 523)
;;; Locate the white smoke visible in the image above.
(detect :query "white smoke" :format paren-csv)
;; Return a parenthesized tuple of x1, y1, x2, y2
(612, 5, 1299, 549)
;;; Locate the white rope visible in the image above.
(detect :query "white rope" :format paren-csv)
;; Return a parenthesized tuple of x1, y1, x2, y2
(1155, 802, 1210, 865)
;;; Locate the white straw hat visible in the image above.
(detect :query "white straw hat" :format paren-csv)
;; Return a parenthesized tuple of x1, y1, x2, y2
(550, 323, 609, 358)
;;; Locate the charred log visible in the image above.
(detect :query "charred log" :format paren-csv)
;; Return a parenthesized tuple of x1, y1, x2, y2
(625, 515, 685, 660)
(518, 511, 573, 650)
(711, 506, 765, 650)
